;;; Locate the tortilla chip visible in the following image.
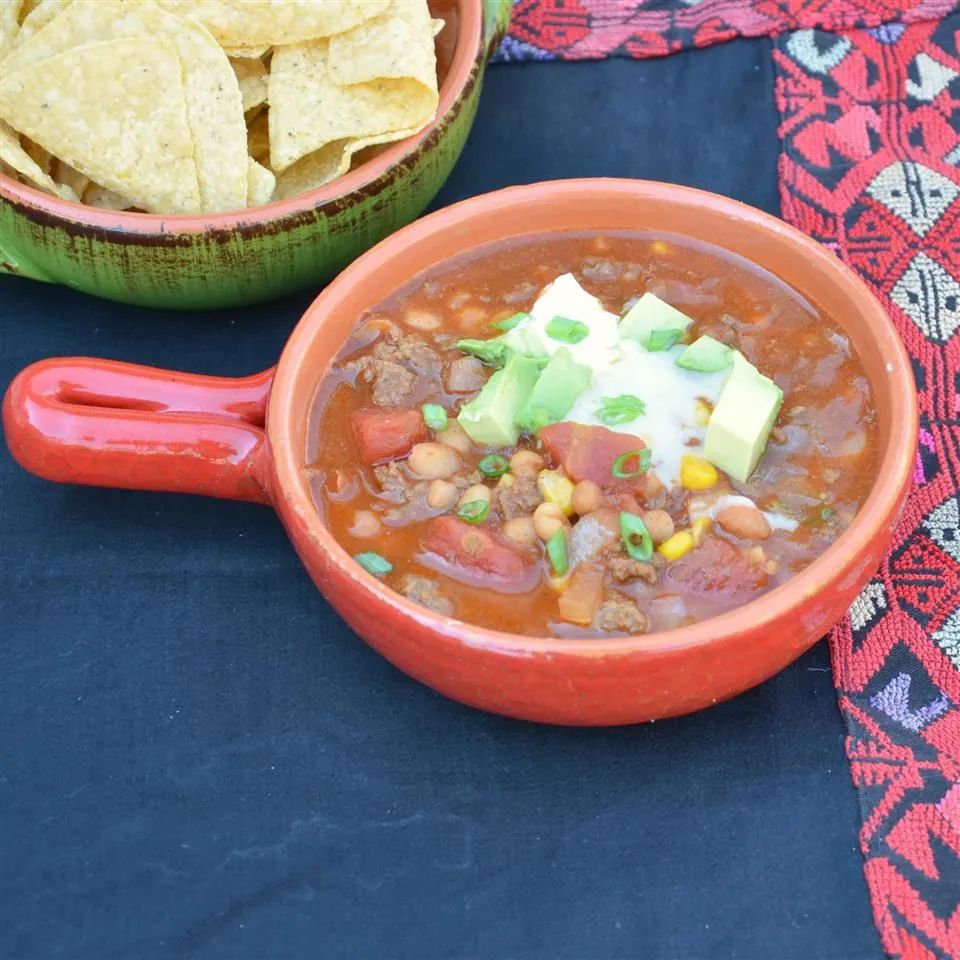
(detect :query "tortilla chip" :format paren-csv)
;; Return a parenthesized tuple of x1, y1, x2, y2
(158, 0, 389, 48)
(82, 181, 133, 209)
(327, 0, 436, 89)
(52, 156, 89, 197)
(246, 157, 275, 206)
(231, 56, 267, 114)
(0, 0, 23, 58)
(3, 0, 248, 212)
(0, 120, 78, 199)
(0, 38, 201, 212)
(268, 31, 437, 173)
(271, 119, 422, 200)
(12, 0, 67, 47)
(224, 44, 269, 58)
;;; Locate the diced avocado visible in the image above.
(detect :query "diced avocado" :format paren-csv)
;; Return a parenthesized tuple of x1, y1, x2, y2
(501, 316, 551, 358)
(704, 353, 783, 482)
(516, 348, 592, 433)
(457, 354, 541, 446)
(676, 335, 733, 372)
(619, 293, 693, 348)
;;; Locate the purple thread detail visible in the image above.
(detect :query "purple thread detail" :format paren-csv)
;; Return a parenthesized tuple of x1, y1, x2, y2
(492, 36, 558, 63)
(914, 428, 937, 485)
(867, 22, 907, 43)
(870, 672, 950, 732)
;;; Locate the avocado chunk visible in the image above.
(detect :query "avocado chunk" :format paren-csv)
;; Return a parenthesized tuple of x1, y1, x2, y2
(516, 348, 592, 433)
(676, 335, 733, 372)
(501, 316, 551, 358)
(457, 354, 541, 446)
(704, 353, 783, 482)
(619, 293, 693, 349)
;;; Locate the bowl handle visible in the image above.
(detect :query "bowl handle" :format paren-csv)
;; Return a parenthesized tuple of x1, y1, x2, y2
(3, 357, 274, 504)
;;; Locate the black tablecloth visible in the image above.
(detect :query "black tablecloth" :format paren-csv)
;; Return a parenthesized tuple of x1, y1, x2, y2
(0, 42, 882, 960)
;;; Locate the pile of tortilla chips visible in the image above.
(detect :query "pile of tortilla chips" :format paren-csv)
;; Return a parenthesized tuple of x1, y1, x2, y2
(0, 0, 442, 213)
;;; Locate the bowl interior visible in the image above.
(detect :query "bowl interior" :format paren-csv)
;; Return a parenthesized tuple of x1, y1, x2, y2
(270, 178, 916, 653)
(0, 0, 482, 231)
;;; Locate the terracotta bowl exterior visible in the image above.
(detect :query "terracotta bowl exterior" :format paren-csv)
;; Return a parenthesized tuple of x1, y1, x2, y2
(0, 0, 511, 310)
(3, 180, 917, 725)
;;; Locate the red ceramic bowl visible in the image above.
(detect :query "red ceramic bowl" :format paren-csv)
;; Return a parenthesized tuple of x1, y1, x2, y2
(2, 180, 917, 725)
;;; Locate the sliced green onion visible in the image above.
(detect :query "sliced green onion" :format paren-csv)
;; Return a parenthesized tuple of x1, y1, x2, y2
(421, 403, 448, 431)
(478, 454, 510, 478)
(620, 512, 653, 562)
(819, 506, 835, 523)
(458, 499, 490, 524)
(646, 328, 684, 351)
(457, 337, 511, 367)
(596, 394, 646, 425)
(612, 448, 652, 478)
(546, 528, 568, 577)
(355, 551, 393, 577)
(545, 315, 589, 344)
(494, 311, 528, 332)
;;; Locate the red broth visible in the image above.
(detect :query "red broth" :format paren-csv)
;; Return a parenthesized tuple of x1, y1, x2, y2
(306, 232, 877, 637)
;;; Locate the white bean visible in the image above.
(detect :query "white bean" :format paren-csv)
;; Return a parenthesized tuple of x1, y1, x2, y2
(435, 421, 472, 454)
(503, 516, 537, 547)
(408, 442, 461, 479)
(426, 480, 457, 510)
(458, 484, 492, 509)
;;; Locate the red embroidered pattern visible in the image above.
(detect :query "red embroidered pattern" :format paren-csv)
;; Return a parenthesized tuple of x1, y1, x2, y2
(498, 0, 957, 61)
(500, 4, 960, 956)
(774, 20, 960, 957)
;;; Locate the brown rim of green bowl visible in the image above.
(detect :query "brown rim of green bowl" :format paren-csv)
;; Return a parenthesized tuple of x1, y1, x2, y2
(0, 1, 482, 234)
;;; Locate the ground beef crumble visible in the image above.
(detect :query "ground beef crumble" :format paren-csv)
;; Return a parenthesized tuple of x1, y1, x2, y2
(371, 359, 416, 407)
(397, 574, 454, 616)
(595, 592, 648, 634)
(494, 474, 542, 519)
(601, 543, 659, 584)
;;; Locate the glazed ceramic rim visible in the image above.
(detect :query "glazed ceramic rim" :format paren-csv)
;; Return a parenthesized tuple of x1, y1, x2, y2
(0, 1, 482, 233)
(270, 178, 917, 657)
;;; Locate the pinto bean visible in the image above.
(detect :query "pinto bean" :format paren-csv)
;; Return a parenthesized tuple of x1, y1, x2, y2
(408, 442, 461, 479)
(503, 516, 537, 547)
(426, 479, 458, 510)
(640, 509, 675, 545)
(435, 421, 472, 454)
(571, 480, 601, 516)
(510, 450, 545, 476)
(458, 484, 492, 509)
(533, 502, 569, 542)
(716, 504, 771, 541)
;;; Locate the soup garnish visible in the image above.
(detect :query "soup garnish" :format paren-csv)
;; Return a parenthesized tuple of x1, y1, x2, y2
(307, 233, 877, 637)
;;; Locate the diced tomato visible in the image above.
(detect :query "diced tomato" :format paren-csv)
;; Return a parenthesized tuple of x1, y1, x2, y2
(351, 407, 426, 464)
(539, 422, 648, 491)
(420, 516, 538, 591)
(666, 537, 768, 601)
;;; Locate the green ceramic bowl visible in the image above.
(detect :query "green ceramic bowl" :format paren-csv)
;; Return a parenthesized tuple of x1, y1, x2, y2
(0, 0, 510, 310)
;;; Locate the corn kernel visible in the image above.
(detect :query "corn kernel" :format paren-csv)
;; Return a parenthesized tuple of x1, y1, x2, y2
(651, 240, 671, 256)
(658, 530, 695, 561)
(537, 469, 575, 516)
(691, 517, 712, 546)
(693, 398, 713, 427)
(680, 455, 718, 490)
